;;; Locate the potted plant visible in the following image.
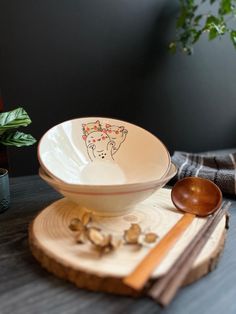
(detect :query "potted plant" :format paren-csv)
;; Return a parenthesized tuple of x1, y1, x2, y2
(0, 107, 36, 213)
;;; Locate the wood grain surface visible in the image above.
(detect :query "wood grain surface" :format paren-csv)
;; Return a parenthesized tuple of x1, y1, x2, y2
(29, 189, 226, 296)
(0, 176, 236, 314)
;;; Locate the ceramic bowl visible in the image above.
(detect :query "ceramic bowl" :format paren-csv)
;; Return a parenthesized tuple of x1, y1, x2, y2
(38, 117, 171, 187)
(39, 163, 177, 216)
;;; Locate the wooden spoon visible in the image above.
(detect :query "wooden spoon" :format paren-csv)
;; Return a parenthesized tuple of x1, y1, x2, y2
(123, 177, 222, 290)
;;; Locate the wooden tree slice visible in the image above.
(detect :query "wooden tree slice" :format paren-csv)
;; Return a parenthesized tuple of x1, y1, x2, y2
(29, 188, 227, 296)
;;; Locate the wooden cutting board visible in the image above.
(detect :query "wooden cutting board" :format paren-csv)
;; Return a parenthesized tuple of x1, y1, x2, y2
(29, 188, 227, 296)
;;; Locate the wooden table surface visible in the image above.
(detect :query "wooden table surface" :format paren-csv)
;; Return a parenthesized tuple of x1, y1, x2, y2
(1, 175, 236, 314)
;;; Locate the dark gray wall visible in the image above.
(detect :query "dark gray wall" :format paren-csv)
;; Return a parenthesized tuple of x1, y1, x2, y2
(1, 0, 236, 176)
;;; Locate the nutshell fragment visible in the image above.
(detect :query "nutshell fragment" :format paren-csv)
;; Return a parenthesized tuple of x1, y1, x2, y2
(130, 223, 142, 234)
(69, 217, 159, 255)
(88, 228, 110, 247)
(81, 212, 92, 226)
(110, 236, 122, 250)
(87, 228, 120, 254)
(69, 218, 84, 232)
(144, 232, 158, 243)
(75, 231, 88, 244)
(124, 223, 142, 244)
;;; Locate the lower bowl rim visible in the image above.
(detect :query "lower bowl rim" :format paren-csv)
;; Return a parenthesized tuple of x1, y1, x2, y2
(39, 163, 177, 194)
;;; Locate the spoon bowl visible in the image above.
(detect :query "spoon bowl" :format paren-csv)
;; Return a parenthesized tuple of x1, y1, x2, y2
(171, 177, 222, 217)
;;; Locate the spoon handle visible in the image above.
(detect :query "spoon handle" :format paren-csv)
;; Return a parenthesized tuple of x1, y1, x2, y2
(123, 213, 195, 290)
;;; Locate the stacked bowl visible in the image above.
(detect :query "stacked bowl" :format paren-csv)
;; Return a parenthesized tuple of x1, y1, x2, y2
(38, 117, 176, 216)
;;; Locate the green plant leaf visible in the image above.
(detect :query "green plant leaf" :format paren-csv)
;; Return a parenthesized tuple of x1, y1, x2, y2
(0, 131, 36, 147)
(209, 28, 219, 40)
(219, 0, 232, 15)
(177, 7, 188, 28)
(0, 107, 32, 135)
(204, 15, 226, 36)
(175, 0, 236, 54)
(194, 14, 203, 26)
(230, 30, 236, 48)
(193, 30, 202, 43)
(169, 42, 177, 53)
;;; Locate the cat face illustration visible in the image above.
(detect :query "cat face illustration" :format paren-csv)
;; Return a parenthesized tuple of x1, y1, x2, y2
(82, 120, 128, 161)
(83, 131, 114, 161)
(82, 120, 102, 136)
(105, 124, 128, 153)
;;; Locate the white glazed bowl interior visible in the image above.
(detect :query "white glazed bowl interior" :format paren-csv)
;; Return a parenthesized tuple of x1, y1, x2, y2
(38, 117, 171, 187)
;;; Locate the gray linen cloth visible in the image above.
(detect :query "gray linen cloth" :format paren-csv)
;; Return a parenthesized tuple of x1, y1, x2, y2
(171, 150, 236, 195)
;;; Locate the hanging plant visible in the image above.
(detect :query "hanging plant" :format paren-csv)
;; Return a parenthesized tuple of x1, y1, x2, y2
(171, 0, 236, 54)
